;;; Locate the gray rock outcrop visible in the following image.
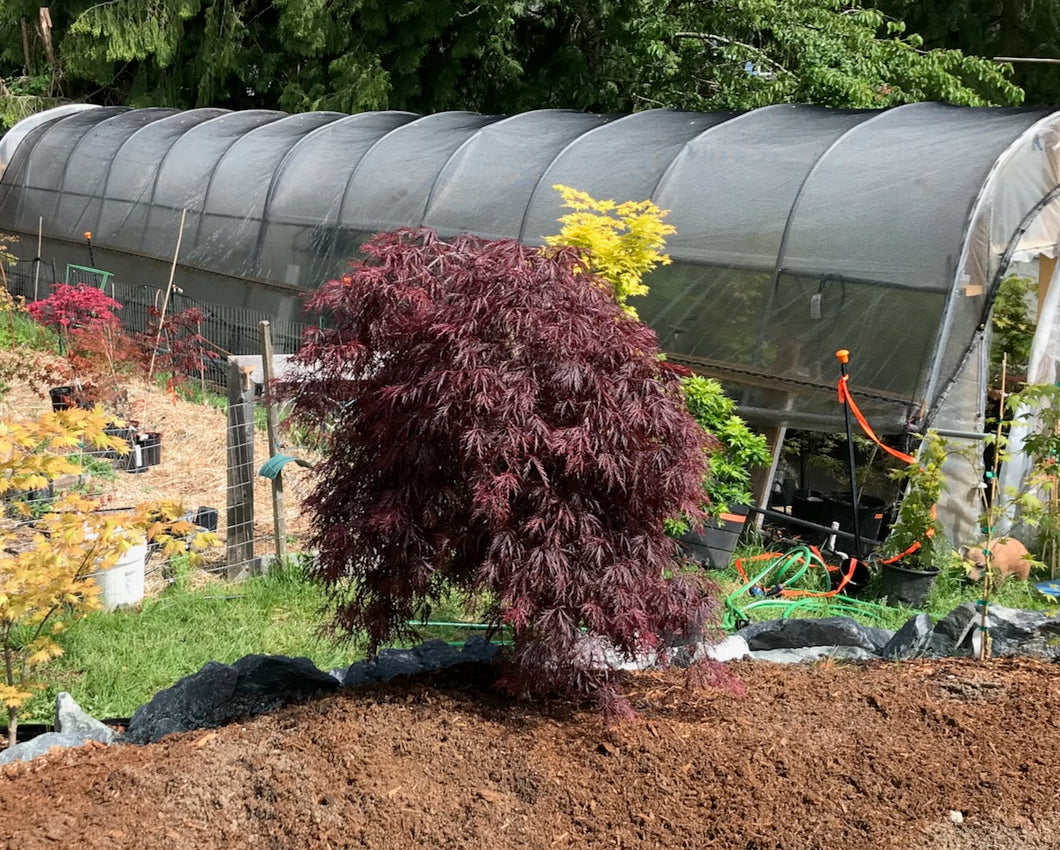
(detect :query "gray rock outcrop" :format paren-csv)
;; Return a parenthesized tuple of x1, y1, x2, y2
(880, 614, 934, 661)
(0, 732, 101, 765)
(736, 616, 890, 653)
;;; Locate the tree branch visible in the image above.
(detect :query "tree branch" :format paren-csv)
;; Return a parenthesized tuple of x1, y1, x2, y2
(673, 31, 797, 78)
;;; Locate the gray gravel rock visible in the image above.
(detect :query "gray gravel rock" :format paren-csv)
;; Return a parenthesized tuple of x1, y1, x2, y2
(55, 692, 116, 744)
(0, 732, 96, 765)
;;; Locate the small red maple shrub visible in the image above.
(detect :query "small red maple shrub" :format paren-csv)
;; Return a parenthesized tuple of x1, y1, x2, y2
(138, 305, 220, 377)
(278, 228, 718, 707)
(27, 283, 122, 334)
(28, 284, 218, 405)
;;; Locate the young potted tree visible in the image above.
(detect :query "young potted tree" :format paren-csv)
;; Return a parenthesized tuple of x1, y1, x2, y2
(672, 374, 771, 569)
(877, 430, 948, 606)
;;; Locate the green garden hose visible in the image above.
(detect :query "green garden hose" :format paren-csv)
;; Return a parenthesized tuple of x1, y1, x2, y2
(722, 546, 894, 631)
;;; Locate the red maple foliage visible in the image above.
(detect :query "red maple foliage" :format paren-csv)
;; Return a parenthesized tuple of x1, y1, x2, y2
(139, 305, 220, 378)
(27, 283, 122, 333)
(29, 281, 218, 404)
(277, 228, 718, 708)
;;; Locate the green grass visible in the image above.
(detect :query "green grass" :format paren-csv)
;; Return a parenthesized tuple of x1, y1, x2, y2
(11, 558, 495, 728)
(15, 559, 349, 725)
(0, 311, 59, 351)
(921, 557, 1057, 618)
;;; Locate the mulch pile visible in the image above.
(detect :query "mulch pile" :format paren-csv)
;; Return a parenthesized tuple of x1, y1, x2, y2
(3, 657, 1060, 849)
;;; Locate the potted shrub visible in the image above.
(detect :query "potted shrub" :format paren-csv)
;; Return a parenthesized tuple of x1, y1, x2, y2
(672, 374, 771, 568)
(877, 430, 948, 606)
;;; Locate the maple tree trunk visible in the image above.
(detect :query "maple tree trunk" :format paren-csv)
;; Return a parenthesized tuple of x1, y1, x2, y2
(3, 640, 17, 749)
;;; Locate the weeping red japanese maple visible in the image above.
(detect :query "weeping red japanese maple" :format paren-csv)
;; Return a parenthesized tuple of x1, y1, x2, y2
(278, 228, 717, 706)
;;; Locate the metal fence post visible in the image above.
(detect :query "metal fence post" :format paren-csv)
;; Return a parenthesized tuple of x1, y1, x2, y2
(226, 356, 256, 579)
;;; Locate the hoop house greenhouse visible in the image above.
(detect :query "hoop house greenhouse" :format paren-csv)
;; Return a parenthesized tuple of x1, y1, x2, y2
(1, 102, 1059, 538)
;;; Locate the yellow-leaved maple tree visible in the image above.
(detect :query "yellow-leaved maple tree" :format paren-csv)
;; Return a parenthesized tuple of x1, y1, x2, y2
(544, 184, 675, 320)
(0, 407, 217, 748)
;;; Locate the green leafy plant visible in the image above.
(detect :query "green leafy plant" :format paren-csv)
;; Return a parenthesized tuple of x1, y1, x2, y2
(1005, 382, 1060, 578)
(990, 274, 1035, 387)
(681, 374, 771, 518)
(782, 429, 902, 499)
(880, 430, 948, 571)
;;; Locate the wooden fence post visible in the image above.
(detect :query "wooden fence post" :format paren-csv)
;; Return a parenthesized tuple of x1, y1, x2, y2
(259, 321, 287, 566)
(226, 356, 256, 580)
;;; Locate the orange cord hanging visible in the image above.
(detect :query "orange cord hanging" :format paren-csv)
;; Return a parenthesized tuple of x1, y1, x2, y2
(835, 366, 935, 565)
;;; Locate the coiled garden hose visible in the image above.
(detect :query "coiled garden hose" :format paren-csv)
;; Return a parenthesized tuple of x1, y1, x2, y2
(722, 545, 894, 631)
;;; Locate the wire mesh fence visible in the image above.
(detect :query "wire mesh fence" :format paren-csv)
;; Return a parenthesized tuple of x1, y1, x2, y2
(6, 256, 311, 363)
(4, 254, 314, 583)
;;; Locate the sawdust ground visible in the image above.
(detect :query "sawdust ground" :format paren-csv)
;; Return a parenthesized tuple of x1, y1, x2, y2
(3, 658, 1060, 850)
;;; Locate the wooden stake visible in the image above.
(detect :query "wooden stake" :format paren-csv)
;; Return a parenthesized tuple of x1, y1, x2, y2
(32, 217, 41, 302)
(259, 321, 287, 566)
(147, 208, 186, 384)
(979, 354, 1007, 662)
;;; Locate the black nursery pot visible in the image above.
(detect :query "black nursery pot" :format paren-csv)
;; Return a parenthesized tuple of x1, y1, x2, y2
(878, 560, 940, 608)
(49, 386, 77, 411)
(789, 489, 829, 545)
(103, 423, 136, 461)
(193, 506, 218, 532)
(678, 506, 750, 569)
(124, 431, 162, 473)
(823, 492, 888, 543)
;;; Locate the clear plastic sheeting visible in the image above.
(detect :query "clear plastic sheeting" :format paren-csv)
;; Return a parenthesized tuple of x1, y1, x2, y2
(998, 247, 1060, 526)
(1, 102, 1059, 434)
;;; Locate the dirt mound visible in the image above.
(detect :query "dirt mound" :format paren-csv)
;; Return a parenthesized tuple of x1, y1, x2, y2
(3, 657, 1060, 849)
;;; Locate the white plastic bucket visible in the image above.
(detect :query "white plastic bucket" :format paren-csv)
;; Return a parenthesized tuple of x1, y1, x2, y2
(93, 540, 148, 610)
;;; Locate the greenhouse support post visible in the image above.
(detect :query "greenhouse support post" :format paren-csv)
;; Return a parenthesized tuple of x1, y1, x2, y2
(259, 321, 287, 566)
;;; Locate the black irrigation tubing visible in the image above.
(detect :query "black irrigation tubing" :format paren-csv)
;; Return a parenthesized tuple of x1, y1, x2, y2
(745, 504, 864, 546)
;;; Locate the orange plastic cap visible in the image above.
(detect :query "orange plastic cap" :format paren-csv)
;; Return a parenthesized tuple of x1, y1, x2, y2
(83, 231, 92, 240)
(835, 349, 850, 364)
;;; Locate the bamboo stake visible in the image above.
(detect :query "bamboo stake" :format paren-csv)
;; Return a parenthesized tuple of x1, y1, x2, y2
(147, 208, 187, 385)
(32, 217, 41, 301)
(979, 354, 1007, 662)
